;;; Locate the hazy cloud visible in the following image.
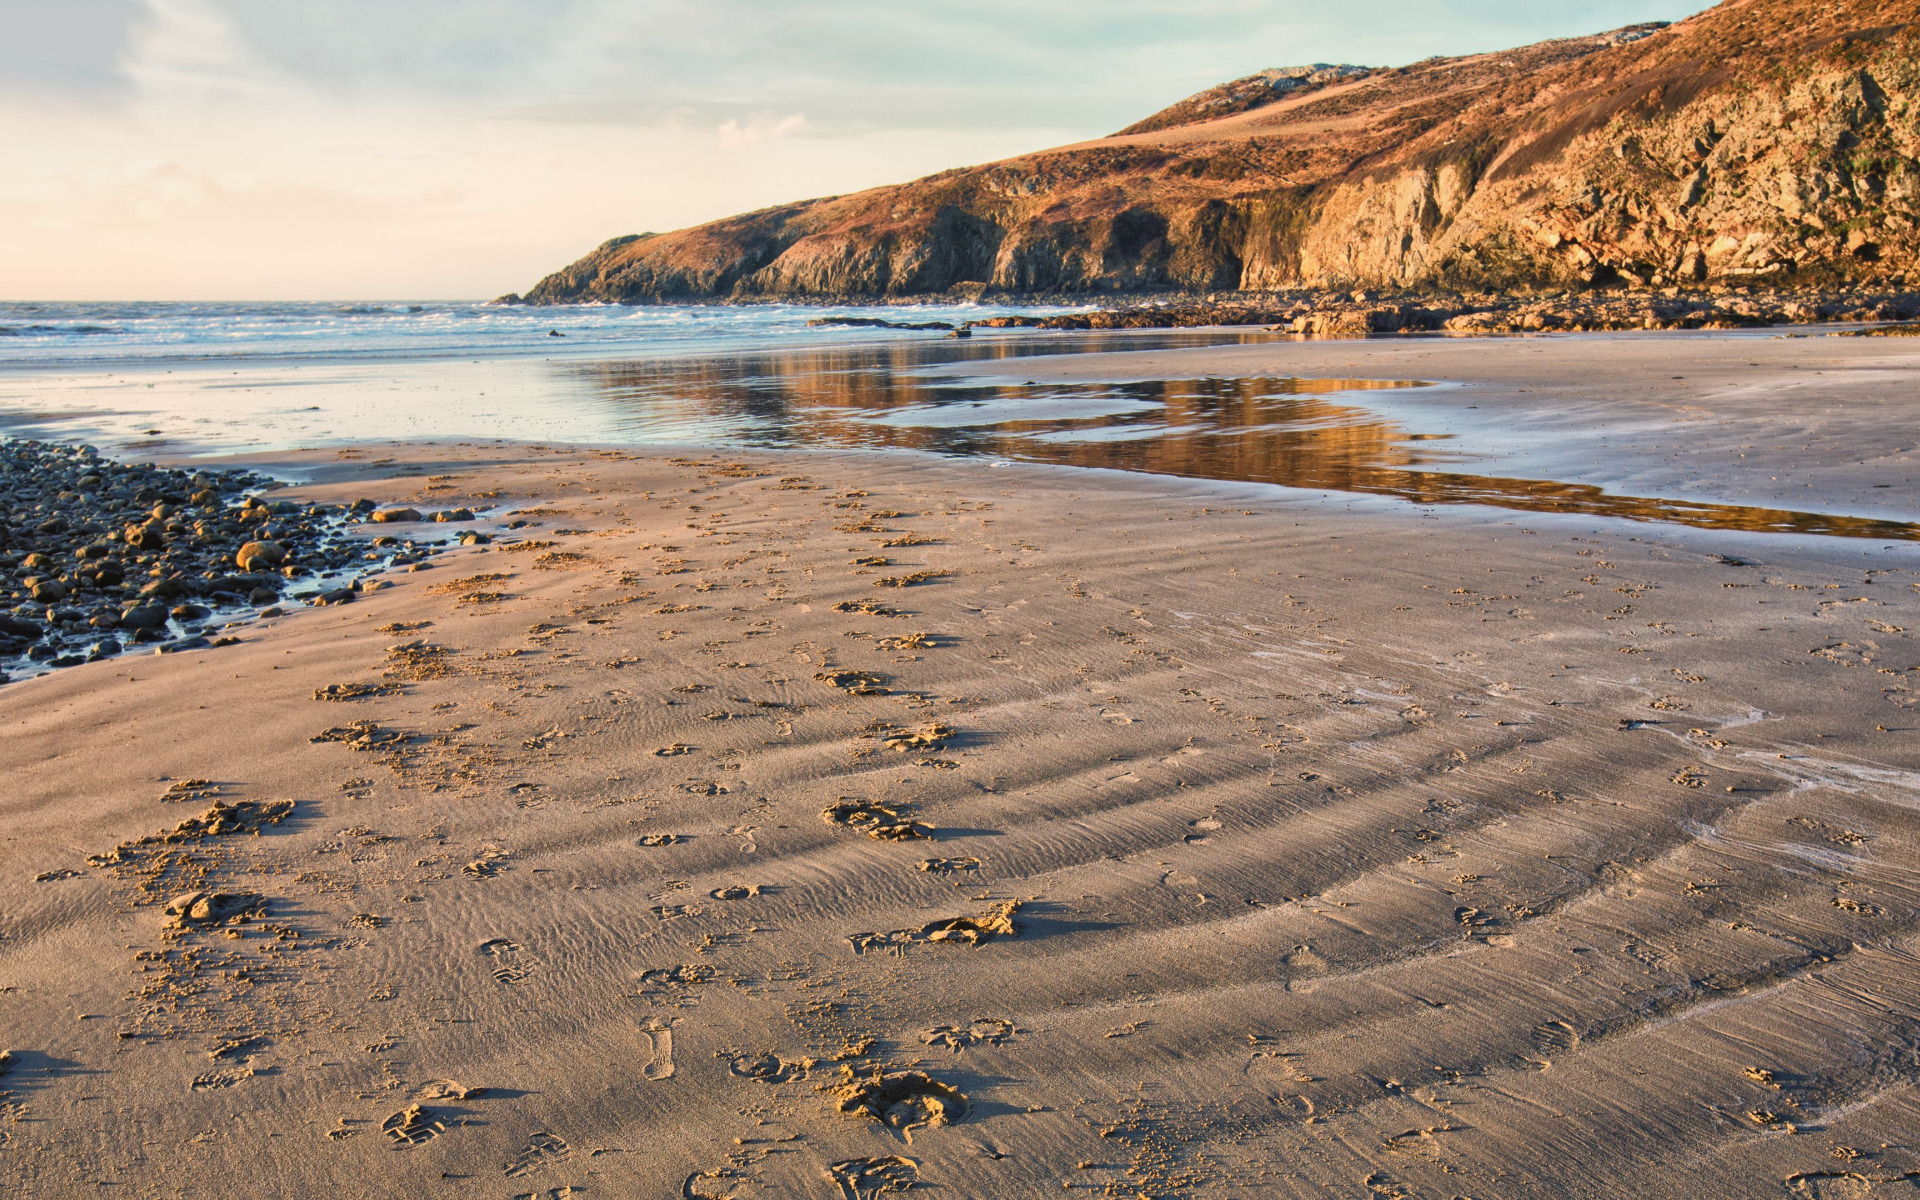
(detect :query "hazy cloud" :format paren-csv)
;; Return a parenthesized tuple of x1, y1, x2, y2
(0, 0, 1714, 298)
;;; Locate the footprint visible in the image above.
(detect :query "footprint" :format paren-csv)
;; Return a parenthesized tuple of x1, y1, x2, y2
(822, 800, 931, 841)
(480, 938, 531, 985)
(417, 1079, 486, 1100)
(1365, 1172, 1414, 1199)
(917, 857, 980, 875)
(504, 1132, 571, 1178)
(1283, 943, 1327, 992)
(824, 1068, 968, 1142)
(641, 1018, 677, 1080)
(826, 1156, 919, 1200)
(920, 1018, 1016, 1054)
(1531, 1020, 1579, 1056)
(189, 1067, 254, 1091)
(728, 1050, 811, 1084)
(683, 1167, 751, 1200)
(382, 1103, 444, 1147)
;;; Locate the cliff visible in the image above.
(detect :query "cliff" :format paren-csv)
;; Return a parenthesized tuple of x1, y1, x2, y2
(518, 0, 1920, 303)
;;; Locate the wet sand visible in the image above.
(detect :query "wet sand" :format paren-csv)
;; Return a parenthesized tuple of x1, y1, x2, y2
(2, 335, 1919, 1198)
(937, 329, 1920, 521)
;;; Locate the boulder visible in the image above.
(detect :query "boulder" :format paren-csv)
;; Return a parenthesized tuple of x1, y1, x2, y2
(0, 616, 44, 641)
(124, 523, 166, 551)
(119, 604, 169, 630)
(235, 540, 287, 571)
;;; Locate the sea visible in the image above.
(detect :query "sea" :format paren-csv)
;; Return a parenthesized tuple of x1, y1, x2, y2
(0, 299, 1913, 545)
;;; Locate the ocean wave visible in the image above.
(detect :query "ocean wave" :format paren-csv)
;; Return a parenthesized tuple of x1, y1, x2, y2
(0, 300, 1086, 368)
(0, 323, 122, 337)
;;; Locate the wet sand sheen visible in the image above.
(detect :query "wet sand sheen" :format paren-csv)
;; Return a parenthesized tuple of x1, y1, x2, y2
(1, 434, 1916, 1198)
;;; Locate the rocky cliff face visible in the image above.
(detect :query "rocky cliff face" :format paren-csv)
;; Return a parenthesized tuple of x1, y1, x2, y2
(519, 0, 1920, 304)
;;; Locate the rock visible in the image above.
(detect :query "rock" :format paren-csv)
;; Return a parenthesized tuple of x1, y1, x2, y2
(20, 552, 54, 571)
(458, 532, 492, 546)
(170, 603, 211, 620)
(370, 509, 423, 524)
(119, 605, 169, 630)
(28, 581, 65, 603)
(163, 890, 255, 928)
(429, 509, 474, 522)
(310, 588, 355, 606)
(139, 578, 186, 600)
(124, 523, 166, 550)
(235, 540, 286, 571)
(807, 316, 955, 331)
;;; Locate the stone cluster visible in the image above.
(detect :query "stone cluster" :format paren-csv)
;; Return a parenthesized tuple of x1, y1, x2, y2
(964, 286, 1920, 336)
(0, 440, 444, 677)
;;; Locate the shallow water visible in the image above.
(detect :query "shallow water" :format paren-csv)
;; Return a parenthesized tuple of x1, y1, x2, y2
(575, 349, 1920, 542)
(0, 308, 1913, 543)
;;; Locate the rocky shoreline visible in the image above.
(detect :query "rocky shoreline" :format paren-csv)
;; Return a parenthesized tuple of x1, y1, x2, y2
(0, 441, 486, 681)
(964, 285, 1920, 336)
(504, 284, 1920, 339)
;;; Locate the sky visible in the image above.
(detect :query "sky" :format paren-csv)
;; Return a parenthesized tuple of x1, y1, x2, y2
(1, 0, 1716, 301)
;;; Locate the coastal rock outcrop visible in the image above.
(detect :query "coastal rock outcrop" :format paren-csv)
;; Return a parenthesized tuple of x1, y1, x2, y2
(520, 0, 1920, 302)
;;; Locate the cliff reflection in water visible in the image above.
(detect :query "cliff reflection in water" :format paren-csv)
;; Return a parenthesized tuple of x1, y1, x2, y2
(576, 339, 1920, 543)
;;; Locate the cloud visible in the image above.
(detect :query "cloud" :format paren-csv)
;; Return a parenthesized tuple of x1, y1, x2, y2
(0, 0, 1718, 298)
(0, 0, 145, 102)
(117, 0, 260, 96)
(717, 113, 808, 150)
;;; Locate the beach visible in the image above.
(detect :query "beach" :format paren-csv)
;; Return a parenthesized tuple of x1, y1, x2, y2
(0, 332, 1917, 1198)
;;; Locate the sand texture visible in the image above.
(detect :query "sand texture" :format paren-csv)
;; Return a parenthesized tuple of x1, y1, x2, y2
(1, 373, 1918, 1196)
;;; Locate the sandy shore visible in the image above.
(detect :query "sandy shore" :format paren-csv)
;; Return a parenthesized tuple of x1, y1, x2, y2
(2, 338, 1919, 1198)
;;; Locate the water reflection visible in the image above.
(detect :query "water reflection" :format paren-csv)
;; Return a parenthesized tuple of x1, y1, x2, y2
(573, 341, 1920, 543)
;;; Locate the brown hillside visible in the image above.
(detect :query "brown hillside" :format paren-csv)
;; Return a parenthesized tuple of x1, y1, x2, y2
(520, 0, 1920, 303)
